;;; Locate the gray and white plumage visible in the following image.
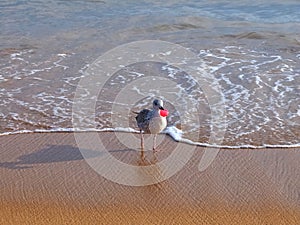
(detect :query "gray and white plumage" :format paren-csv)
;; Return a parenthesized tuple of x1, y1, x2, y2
(135, 99, 167, 151)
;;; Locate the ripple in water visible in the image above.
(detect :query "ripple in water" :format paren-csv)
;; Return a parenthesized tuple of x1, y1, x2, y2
(1, 42, 300, 148)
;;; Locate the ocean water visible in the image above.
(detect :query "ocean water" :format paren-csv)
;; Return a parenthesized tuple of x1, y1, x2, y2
(0, 0, 300, 148)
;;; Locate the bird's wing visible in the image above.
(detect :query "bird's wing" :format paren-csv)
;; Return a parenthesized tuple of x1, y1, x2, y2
(135, 109, 152, 130)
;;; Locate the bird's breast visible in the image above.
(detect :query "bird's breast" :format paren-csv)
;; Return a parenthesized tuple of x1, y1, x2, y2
(148, 116, 167, 134)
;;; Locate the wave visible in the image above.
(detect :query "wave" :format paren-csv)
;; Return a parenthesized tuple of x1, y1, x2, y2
(1, 126, 299, 149)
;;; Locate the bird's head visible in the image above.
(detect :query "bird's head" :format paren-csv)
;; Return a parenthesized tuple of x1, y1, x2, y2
(153, 99, 164, 110)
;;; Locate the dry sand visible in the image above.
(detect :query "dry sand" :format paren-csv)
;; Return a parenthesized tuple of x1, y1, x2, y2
(0, 132, 300, 224)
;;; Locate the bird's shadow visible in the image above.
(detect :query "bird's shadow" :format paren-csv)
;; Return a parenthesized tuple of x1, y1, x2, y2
(0, 145, 134, 170)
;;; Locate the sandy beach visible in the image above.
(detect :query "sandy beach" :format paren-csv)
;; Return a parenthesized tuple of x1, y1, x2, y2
(0, 132, 299, 224)
(1, 1, 300, 224)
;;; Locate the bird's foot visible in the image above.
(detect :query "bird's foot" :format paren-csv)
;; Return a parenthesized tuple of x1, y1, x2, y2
(150, 154, 158, 164)
(152, 148, 159, 153)
(140, 153, 146, 161)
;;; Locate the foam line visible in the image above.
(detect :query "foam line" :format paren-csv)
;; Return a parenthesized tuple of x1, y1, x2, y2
(1, 126, 299, 149)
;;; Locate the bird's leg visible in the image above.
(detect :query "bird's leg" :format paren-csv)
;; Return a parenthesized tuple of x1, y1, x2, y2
(153, 134, 157, 152)
(140, 130, 145, 159)
(140, 130, 144, 150)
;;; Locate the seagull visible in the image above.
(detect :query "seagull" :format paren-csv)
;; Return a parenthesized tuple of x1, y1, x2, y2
(135, 99, 168, 152)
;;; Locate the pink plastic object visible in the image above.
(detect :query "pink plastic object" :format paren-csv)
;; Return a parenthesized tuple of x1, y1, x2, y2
(160, 109, 169, 117)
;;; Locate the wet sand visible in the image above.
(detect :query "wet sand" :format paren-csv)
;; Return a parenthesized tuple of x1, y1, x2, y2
(0, 132, 300, 224)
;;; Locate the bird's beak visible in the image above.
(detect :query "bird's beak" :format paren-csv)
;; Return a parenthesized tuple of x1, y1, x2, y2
(159, 106, 164, 110)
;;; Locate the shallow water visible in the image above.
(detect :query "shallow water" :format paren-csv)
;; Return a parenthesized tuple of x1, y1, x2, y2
(0, 0, 300, 147)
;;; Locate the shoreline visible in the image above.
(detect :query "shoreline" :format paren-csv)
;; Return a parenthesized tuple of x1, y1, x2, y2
(1, 132, 300, 224)
(1, 129, 299, 150)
